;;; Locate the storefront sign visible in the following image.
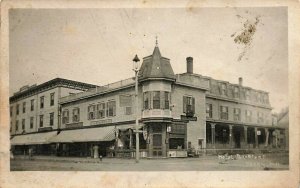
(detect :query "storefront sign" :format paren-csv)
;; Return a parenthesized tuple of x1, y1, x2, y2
(91, 119, 112, 126)
(181, 115, 197, 121)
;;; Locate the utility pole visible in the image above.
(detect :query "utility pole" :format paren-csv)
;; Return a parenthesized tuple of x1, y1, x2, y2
(133, 54, 140, 163)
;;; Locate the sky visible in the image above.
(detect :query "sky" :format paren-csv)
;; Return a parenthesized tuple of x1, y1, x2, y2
(9, 7, 288, 113)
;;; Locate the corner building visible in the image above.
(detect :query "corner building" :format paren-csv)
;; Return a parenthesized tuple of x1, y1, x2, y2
(10, 45, 287, 158)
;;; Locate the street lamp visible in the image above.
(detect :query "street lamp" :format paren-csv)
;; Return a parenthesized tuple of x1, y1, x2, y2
(132, 54, 140, 163)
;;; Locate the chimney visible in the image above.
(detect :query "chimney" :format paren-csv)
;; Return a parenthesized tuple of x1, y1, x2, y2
(238, 77, 243, 86)
(186, 57, 193, 74)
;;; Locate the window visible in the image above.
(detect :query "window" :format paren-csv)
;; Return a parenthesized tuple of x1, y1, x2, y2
(16, 120, 19, 131)
(30, 117, 34, 129)
(164, 92, 170, 109)
(40, 96, 44, 108)
(220, 106, 229, 120)
(107, 101, 116, 117)
(119, 95, 132, 115)
(72, 108, 80, 122)
(50, 93, 55, 106)
(16, 104, 19, 115)
(88, 105, 96, 120)
(245, 110, 252, 122)
(10, 106, 13, 117)
(22, 102, 26, 113)
(31, 99, 34, 111)
(234, 108, 241, 121)
(245, 90, 251, 101)
(220, 83, 227, 95)
(183, 96, 195, 116)
(206, 103, 212, 118)
(125, 106, 132, 115)
(143, 92, 150, 109)
(97, 103, 105, 118)
(39, 115, 44, 127)
(153, 134, 162, 147)
(22, 119, 25, 130)
(234, 87, 239, 98)
(153, 91, 160, 109)
(257, 112, 264, 123)
(50, 112, 54, 126)
(62, 110, 69, 124)
(257, 93, 262, 103)
(263, 94, 269, 104)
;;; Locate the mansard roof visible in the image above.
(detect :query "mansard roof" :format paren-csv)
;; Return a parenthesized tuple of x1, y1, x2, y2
(138, 46, 175, 82)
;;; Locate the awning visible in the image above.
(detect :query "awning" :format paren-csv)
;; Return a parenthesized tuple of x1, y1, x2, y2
(11, 131, 57, 145)
(48, 126, 116, 143)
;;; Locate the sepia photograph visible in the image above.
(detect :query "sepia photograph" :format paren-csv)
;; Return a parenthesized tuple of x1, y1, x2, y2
(1, 0, 299, 187)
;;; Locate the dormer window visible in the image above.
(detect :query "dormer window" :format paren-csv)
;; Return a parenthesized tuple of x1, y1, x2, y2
(245, 89, 251, 101)
(220, 83, 227, 96)
(234, 87, 239, 98)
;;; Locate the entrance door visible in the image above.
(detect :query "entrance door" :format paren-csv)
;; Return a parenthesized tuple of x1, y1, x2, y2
(152, 134, 162, 157)
(234, 130, 241, 148)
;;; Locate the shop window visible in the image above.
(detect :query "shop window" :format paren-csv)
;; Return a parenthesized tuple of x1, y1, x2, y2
(188, 141, 192, 149)
(107, 101, 116, 117)
(22, 119, 25, 130)
(153, 91, 160, 109)
(220, 106, 228, 120)
(206, 103, 212, 118)
(97, 103, 105, 119)
(40, 96, 44, 109)
(49, 112, 54, 126)
(62, 110, 69, 124)
(234, 108, 241, 121)
(31, 99, 34, 111)
(39, 115, 43, 127)
(183, 96, 195, 117)
(72, 108, 80, 122)
(30, 117, 34, 129)
(153, 134, 162, 147)
(143, 92, 150, 109)
(22, 102, 26, 113)
(169, 138, 185, 149)
(88, 105, 96, 120)
(50, 93, 55, 106)
(245, 110, 252, 122)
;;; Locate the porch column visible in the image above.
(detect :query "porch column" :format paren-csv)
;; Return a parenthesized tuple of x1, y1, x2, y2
(244, 126, 248, 148)
(265, 128, 269, 147)
(254, 127, 258, 148)
(211, 123, 216, 149)
(129, 129, 133, 149)
(229, 125, 233, 148)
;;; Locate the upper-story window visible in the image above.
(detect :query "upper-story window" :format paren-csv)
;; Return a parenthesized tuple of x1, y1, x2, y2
(206, 103, 212, 118)
(30, 117, 34, 129)
(107, 101, 116, 117)
(50, 112, 54, 126)
(257, 112, 264, 123)
(97, 103, 105, 119)
(22, 119, 25, 130)
(164, 92, 170, 109)
(220, 83, 227, 96)
(263, 94, 269, 104)
(183, 96, 195, 116)
(10, 106, 13, 117)
(88, 105, 96, 120)
(16, 104, 19, 115)
(234, 108, 241, 121)
(220, 106, 228, 120)
(143, 92, 150, 110)
(72, 108, 80, 122)
(119, 95, 132, 115)
(257, 92, 262, 103)
(16, 120, 19, 131)
(39, 115, 44, 127)
(245, 110, 252, 122)
(22, 102, 26, 113)
(245, 90, 251, 101)
(31, 99, 34, 111)
(153, 91, 160, 109)
(50, 93, 55, 106)
(62, 110, 69, 124)
(234, 87, 239, 98)
(40, 96, 44, 109)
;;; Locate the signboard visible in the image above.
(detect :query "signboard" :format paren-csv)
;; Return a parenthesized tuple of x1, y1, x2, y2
(181, 115, 197, 121)
(90, 119, 112, 126)
(257, 130, 261, 135)
(167, 125, 171, 132)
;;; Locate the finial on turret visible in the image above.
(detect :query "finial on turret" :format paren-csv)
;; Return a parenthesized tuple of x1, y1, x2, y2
(155, 35, 158, 47)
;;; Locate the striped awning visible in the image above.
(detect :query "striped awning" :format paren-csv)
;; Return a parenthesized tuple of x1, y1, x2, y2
(48, 126, 116, 143)
(11, 131, 57, 145)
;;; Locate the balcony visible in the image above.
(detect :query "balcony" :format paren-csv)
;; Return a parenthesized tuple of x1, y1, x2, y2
(142, 109, 172, 119)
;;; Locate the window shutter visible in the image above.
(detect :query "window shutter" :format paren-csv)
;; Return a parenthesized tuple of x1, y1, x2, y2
(183, 96, 187, 113)
(192, 97, 195, 113)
